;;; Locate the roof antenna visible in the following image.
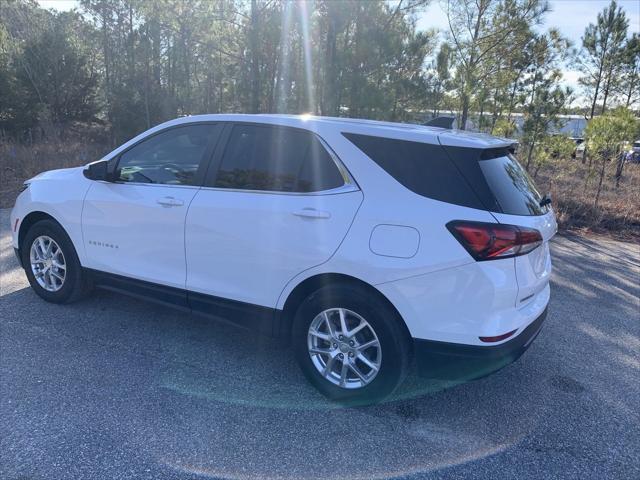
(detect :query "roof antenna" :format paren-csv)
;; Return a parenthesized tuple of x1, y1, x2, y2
(425, 116, 455, 129)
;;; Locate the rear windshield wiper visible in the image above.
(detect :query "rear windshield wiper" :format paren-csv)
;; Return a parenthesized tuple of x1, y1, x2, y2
(539, 193, 552, 208)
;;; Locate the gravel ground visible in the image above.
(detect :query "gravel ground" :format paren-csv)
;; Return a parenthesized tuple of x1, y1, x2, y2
(1, 208, 639, 480)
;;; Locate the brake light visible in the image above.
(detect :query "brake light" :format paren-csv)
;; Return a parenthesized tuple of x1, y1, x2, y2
(447, 220, 542, 261)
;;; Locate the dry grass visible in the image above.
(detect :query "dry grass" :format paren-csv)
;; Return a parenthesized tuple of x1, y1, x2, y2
(2, 138, 639, 240)
(535, 157, 640, 241)
(1, 138, 108, 208)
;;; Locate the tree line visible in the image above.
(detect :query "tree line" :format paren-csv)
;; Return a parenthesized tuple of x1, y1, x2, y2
(0, 0, 638, 147)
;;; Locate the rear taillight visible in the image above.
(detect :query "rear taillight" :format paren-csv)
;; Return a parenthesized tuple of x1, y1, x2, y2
(446, 220, 542, 261)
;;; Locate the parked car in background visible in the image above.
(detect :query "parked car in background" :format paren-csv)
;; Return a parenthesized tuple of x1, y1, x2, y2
(10, 114, 556, 404)
(571, 137, 586, 160)
(630, 140, 640, 163)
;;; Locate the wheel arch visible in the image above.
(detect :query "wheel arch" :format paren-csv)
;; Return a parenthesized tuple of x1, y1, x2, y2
(18, 211, 62, 250)
(278, 273, 413, 347)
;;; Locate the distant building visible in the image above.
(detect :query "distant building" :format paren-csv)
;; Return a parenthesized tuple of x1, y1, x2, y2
(423, 112, 588, 137)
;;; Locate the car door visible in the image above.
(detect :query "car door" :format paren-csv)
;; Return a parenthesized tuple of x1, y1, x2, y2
(185, 123, 363, 318)
(82, 123, 222, 298)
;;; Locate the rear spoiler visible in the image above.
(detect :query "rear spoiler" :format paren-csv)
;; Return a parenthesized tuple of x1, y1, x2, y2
(425, 116, 455, 129)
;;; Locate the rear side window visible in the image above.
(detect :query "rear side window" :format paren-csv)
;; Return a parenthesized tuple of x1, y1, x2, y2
(342, 133, 484, 209)
(345, 133, 548, 216)
(213, 125, 344, 192)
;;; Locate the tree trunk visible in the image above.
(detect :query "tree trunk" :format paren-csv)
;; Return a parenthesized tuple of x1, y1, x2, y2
(321, 7, 338, 116)
(624, 68, 637, 107)
(594, 155, 607, 208)
(128, 3, 135, 79)
(249, 0, 260, 113)
(600, 62, 616, 114)
(526, 126, 539, 171)
(349, 6, 363, 117)
(100, 4, 113, 145)
(526, 139, 536, 171)
(459, 93, 470, 131)
(478, 99, 485, 131)
(615, 151, 626, 188)
(589, 76, 602, 119)
(589, 38, 609, 119)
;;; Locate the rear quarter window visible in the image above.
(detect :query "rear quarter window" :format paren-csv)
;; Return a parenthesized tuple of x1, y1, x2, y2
(342, 133, 485, 210)
(478, 151, 546, 216)
(444, 147, 548, 216)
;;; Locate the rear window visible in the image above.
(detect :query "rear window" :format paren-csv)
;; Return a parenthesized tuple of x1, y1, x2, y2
(342, 133, 485, 210)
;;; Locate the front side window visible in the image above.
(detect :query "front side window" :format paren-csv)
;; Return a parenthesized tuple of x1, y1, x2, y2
(117, 125, 215, 185)
(213, 125, 345, 192)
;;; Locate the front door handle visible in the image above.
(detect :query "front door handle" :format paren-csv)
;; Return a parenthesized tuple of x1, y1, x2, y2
(156, 196, 184, 207)
(292, 208, 331, 219)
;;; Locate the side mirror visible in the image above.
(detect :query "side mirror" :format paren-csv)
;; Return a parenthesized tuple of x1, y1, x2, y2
(83, 160, 112, 181)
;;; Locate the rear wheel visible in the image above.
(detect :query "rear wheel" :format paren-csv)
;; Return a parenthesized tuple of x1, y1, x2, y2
(292, 284, 411, 405)
(21, 219, 90, 304)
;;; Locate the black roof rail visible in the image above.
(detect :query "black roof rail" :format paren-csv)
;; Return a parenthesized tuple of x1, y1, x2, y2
(425, 116, 455, 129)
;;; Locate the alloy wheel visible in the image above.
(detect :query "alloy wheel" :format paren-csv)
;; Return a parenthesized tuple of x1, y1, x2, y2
(307, 308, 382, 389)
(30, 235, 66, 292)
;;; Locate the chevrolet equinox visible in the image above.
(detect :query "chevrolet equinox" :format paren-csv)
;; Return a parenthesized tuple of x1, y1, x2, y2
(10, 114, 555, 403)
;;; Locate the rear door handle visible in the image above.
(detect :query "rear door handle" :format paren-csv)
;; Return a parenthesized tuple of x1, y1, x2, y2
(292, 208, 331, 219)
(156, 196, 184, 207)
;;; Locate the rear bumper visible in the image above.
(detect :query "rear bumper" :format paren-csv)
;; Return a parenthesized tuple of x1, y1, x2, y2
(413, 307, 547, 380)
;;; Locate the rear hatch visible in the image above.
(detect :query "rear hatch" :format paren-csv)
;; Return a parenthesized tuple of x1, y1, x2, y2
(440, 140, 557, 306)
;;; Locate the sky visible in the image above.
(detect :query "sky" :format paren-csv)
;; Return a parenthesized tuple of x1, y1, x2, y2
(38, 0, 640, 101)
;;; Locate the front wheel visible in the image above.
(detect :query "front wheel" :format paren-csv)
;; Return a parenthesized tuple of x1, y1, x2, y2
(21, 219, 90, 304)
(292, 284, 411, 405)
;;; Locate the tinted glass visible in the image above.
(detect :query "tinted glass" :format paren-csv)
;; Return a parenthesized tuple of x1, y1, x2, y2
(214, 125, 344, 192)
(117, 125, 213, 185)
(343, 133, 485, 209)
(479, 153, 546, 216)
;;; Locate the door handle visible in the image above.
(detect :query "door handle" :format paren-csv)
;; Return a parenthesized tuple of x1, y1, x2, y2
(156, 196, 184, 207)
(292, 208, 331, 219)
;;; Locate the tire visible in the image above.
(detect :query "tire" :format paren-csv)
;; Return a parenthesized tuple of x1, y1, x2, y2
(292, 283, 411, 405)
(21, 219, 90, 304)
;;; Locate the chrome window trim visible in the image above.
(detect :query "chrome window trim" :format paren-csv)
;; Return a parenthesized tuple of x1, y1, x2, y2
(198, 183, 359, 196)
(315, 135, 359, 190)
(106, 181, 201, 190)
(105, 181, 359, 196)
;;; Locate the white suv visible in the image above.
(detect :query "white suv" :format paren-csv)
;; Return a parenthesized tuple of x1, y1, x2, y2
(10, 114, 555, 404)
